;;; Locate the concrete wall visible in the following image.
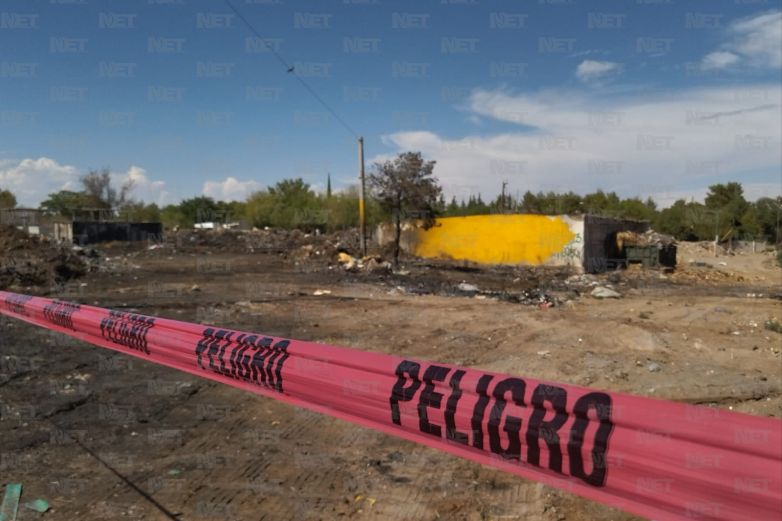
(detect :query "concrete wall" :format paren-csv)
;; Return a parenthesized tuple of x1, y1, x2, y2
(376, 214, 585, 268)
(72, 222, 163, 244)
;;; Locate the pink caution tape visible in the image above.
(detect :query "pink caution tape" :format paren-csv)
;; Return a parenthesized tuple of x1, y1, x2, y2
(1, 291, 780, 520)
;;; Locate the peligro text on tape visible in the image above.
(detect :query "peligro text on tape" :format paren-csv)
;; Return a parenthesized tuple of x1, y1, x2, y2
(1, 291, 780, 521)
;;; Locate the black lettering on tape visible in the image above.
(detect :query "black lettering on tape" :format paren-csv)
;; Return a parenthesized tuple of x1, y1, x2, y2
(4, 294, 33, 316)
(526, 384, 568, 473)
(251, 337, 273, 385)
(272, 340, 290, 392)
(471, 374, 493, 450)
(568, 392, 614, 487)
(417, 365, 450, 437)
(390, 361, 421, 425)
(488, 377, 526, 460)
(43, 300, 81, 331)
(100, 311, 155, 354)
(195, 328, 290, 394)
(445, 370, 468, 445)
(196, 328, 215, 368)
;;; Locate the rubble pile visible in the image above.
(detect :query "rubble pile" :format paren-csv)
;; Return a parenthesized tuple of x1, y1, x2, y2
(0, 226, 90, 291)
(137, 228, 362, 267)
(616, 230, 676, 248)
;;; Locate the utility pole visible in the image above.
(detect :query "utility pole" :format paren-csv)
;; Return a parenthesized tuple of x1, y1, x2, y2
(358, 137, 366, 257)
(501, 180, 508, 213)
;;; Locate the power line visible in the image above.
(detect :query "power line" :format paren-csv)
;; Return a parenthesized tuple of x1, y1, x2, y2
(224, 0, 359, 138)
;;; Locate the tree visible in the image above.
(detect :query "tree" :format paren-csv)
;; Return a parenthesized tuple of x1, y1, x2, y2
(177, 196, 218, 226)
(117, 202, 161, 222)
(739, 206, 762, 239)
(753, 197, 782, 243)
(81, 167, 133, 210)
(520, 191, 540, 213)
(0, 188, 17, 209)
(704, 182, 748, 236)
(39, 190, 95, 218)
(245, 190, 276, 228)
(269, 178, 321, 230)
(369, 151, 441, 265)
(160, 204, 187, 229)
(445, 196, 460, 216)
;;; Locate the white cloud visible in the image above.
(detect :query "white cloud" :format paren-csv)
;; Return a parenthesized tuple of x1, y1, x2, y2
(701, 51, 740, 70)
(377, 85, 781, 206)
(575, 60, 621, 82)
(202, 177, 262, 201)
(701, 10, 781, 70)
(116, 165, 170, 206)
(0, 158, 170, 207)
(0, 157, 80, 207)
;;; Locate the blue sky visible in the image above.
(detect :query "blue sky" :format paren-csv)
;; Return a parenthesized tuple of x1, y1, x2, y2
(0, 0, 780, 207)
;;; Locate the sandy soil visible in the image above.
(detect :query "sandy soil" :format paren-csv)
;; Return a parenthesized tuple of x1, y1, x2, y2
(1, 239, 780, 521)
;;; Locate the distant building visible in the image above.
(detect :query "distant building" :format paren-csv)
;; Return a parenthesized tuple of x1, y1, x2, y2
(0, 207, 161, 244)
(0, 207, 57, 237)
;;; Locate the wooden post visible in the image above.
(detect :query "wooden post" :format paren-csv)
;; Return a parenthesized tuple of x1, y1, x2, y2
(358, 137, 366, 257)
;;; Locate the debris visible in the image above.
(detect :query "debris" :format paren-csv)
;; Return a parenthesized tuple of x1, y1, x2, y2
(313, 289, 332, 296)
(495, 287, 558, 306)
(456, 282, 479, 293)
(647, 362, 662, 373)
(189, 284, 201, 292)
(0, 483, 21, 521)
(764, 318, 782, 334)
(0, 226, 89, 290)
(23, 499, 49, 513)
(363, 256, 392, 273)
(617, 229, 676, 248)
(591, 286, 621, 299)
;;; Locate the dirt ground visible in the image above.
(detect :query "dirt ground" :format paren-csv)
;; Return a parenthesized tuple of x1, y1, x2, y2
(1, 232, 781, 521)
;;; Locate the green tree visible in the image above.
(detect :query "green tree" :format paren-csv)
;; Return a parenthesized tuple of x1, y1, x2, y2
(739, 206, 762, 239)
(244, 190, 276, 228)
(369, 152, 441, 264)
(117, 202, 161, 222)
(39, 190, 96, 218)
(0, 188, 17, 209)
(752, 197, 782, 243)
(270, 178, 321, 230)
(444, 196, 460, 216)
(704, 182, 748, 236)
(616, 197, 657, 221)
(655, 200, 697, 240)
(160, 204, 187, 229)
(520, 191, 540, 213)
(177, 196, 219, 226)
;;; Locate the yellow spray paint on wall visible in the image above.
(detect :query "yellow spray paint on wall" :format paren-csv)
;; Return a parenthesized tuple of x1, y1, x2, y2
(409, 215, 580, 266)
